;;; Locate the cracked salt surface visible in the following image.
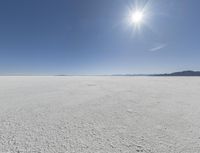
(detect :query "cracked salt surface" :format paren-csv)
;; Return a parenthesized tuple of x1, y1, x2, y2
(0, 76, 200, 153)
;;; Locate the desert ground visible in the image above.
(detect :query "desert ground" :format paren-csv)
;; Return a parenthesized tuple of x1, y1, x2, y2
(0, 76, 200, 153)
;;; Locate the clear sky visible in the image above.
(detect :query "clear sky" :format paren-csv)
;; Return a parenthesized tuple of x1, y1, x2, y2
(0, 0, 199, 75)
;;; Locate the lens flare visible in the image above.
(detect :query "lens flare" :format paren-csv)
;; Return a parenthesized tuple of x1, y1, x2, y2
(131, 11, 144, 24)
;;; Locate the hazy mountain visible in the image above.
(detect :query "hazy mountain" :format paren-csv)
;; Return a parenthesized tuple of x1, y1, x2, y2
(112, 71, 200, 76)
(153, 71, 200, 76)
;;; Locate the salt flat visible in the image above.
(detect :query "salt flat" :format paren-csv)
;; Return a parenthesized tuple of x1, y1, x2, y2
(0, 76, 200, 153)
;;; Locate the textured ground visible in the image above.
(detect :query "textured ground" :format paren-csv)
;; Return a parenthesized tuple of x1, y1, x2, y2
(0, 76, 200, 153)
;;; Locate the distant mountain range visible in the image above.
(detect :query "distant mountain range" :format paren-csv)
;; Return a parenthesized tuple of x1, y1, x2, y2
(152, 70, 200, 76)
(112, 71, 200, 76)
(56, 71, 200, 76)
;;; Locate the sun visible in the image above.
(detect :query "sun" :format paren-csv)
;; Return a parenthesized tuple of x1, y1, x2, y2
(126, 4, 150, 32)
(126, 3, 151, 33)
(131, 11, 144, 24)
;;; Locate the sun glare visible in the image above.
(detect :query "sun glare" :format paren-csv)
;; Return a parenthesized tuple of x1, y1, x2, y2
(131, 11, 144, 24)
(126, 3, 151, 33)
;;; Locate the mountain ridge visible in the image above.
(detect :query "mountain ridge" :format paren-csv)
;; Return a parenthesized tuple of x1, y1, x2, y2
(152, 70, 200, 76)
(112, 70, 200, 76)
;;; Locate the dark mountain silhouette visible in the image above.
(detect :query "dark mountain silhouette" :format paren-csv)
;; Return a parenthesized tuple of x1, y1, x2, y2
(112, 71, 200, 76)
(152, 71, 200, 76)
(56, 71, 200, 76)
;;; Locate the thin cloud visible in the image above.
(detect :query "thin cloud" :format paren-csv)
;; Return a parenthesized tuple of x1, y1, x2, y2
(149, 43, 167, 52)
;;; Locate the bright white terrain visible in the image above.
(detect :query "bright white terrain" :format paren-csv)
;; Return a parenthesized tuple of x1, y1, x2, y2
(0, 76, 200, 153)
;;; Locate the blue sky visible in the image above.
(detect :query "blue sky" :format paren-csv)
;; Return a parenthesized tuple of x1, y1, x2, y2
(0, 0, 199, 75)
